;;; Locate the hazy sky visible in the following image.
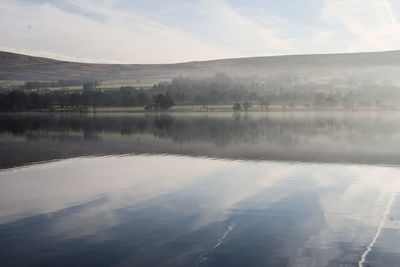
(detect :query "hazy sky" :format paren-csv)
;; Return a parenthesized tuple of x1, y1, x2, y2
(1, 0, 400, 63)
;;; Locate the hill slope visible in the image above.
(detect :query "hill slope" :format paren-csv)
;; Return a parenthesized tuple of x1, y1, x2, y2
(1, 50, 400, 82)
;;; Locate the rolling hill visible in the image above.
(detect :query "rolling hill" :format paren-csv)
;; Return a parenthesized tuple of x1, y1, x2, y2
(1, 50, 400, 83)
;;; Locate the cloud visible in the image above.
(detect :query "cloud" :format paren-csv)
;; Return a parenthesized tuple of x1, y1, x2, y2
(0, 46, 112, 63)
(190, 0, 294, 55)
(0, 0, 236, 63)
(319, 0, 400, 52)
(0, 0, 294, 63)
(383, 0, 397, 24)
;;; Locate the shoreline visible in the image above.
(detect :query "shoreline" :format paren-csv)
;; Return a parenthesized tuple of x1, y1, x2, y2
(1, 105, 399, 114)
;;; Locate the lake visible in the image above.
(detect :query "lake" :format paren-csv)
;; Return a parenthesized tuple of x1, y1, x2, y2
(1, 112, 400, 266)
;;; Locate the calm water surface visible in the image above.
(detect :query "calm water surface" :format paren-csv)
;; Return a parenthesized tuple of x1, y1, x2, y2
(1, 112, 400, 266)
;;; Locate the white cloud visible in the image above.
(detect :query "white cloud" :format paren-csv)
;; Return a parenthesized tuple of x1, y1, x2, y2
(0, 46, 111, 63)
(191, 0, 294, 55)
(0, 0, 295, 63)
(383, 0, 397, 24)
(0, 0, 237, 63)
(319, 0, 400, 52)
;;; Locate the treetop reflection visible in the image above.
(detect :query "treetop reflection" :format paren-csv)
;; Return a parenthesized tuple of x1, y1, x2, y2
(1, 112, 400, 169)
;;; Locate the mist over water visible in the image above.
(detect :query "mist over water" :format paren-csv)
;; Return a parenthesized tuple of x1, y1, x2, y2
(2, 111, 400, 168)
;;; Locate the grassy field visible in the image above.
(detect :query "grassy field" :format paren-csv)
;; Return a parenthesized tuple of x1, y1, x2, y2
(0, 80, 25, 88)
(0, 80, 156, 92)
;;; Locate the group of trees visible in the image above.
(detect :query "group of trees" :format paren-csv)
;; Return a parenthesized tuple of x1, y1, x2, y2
(150, 74, 399, 109)
(146, 94, 175, 110)
(232, 101, 254, 111)
(0, 88, 174, 112)
(151, 74, 261, 106)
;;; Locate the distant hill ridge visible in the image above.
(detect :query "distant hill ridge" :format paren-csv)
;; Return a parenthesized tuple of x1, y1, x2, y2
(1, 50, 400, 82)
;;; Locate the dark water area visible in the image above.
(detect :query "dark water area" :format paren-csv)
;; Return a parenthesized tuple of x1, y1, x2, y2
(1, 112, 400, 266)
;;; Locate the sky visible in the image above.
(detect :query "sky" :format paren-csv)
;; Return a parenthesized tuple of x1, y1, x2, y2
(0, 0, 400, 63)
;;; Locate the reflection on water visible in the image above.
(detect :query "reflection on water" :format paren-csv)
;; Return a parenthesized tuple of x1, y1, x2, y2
(1, 112, 400, 266)
(2, 112, 400, 168)
(1, 155, 400, 266)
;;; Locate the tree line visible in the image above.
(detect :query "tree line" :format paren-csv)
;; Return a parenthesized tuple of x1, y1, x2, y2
(150, 73, 397, 109)
(1, 73, 399, 111)
(0, 88, 175, 112)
